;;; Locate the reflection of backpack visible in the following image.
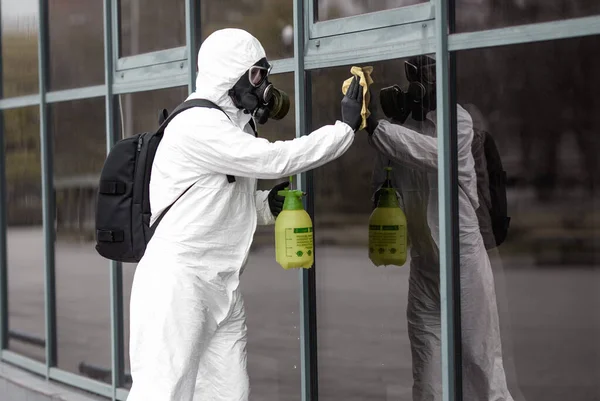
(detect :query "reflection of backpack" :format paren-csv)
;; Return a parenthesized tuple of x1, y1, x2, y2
(471, 129, 511, 249)
(95, 99, 231, 263)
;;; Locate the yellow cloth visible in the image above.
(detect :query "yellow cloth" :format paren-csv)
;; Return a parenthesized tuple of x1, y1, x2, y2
(342, 66, 374, 131)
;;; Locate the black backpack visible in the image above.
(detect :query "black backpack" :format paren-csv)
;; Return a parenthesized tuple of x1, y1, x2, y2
(471, 128, 511, 249)
(95, 99, 233, 263)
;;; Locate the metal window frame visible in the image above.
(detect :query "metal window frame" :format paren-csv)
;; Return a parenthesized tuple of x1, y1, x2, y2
(305, 21, 436, 70)
(110, 6, 295, 94)
(293, 2, 319, 400)
(0, 0, 7, 351)
(105, 1, 126, 400)
(111, 0, 188, 70)
(0, 95, 40, 109)
(434, 0, 461, 399)
(37, 0, 58, 376)
(308, 1, 434, 39)
(1, 350, 47, 376)
(449, 14, 600, 50)
(110, 0, 190, 96)
(0, 0, 599, 400)
(185, 0, 201, 93)
(116, 46, 187, 70)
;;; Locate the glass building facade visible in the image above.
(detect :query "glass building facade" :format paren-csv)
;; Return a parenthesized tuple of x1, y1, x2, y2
(1, 0, 599, 400)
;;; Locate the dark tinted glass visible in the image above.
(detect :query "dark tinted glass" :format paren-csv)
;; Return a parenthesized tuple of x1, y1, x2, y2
(455, 35, 600, 400)
(48, 0, 104, 90)
(456, 0, 600, 32)
(1, 0, 38, 97)
(52, 97, 111, 381)
(310, 60, 433, 400)
(119, 0, 186, 57)
(201, 0, 294, 59)
(3, 106, 45, 362)
(316, 0, 426, 21)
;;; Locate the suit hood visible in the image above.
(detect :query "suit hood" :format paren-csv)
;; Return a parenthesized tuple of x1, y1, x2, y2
(188, 28, 266, 128)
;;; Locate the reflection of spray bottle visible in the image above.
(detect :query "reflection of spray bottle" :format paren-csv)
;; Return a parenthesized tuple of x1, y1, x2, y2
(275, 187, 314, 270)
(368, 167, 408, 267)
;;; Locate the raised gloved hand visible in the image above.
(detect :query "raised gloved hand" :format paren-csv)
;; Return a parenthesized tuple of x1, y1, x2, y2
(268, 181, 290, 217)
(341, 76, 363, 132)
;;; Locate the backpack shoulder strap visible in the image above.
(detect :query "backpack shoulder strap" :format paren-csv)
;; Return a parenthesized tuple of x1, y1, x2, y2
(150, 184, 194, 230)
(150, 99, 236, 231)
(158, 98, 236, 184)
(157, 98, 231, 133)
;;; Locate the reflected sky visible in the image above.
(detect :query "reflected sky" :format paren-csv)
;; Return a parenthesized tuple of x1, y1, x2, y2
(2, 0, 37, 19)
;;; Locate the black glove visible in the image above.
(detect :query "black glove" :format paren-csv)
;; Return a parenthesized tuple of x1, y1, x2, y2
(268, 181, 289, 217)
(341, 76, 363, 132)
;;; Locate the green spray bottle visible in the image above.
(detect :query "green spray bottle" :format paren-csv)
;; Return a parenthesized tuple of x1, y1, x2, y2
(368, 167, 408, 267)
(275, 183, 314, 270)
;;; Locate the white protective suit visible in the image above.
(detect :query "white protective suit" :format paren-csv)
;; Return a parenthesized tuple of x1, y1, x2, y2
(370, 105, 514, 401)
(127, 29, 354, 401)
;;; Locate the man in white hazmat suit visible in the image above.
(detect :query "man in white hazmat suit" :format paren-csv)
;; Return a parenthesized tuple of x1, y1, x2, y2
(367, 56, 514, 401)
(126, 29, 364, 401)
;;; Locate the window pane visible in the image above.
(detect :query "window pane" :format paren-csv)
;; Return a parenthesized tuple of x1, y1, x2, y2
(3, 106, 45, 362)
(316, 0, 426, 21)
(455, 35, 600, 400)
(1, 0, 38, 97)
(244, 73, 301, 401)
(200, 0, 294, 59)
(52, 97, 111, 381)
(455, 0, 600, 33)
(121, 79, 301, 399)
(119, 0, 185, 57)
(311, 61, 424, 399)
(118, 86, 188, 141)
(48, 0, 104, 90)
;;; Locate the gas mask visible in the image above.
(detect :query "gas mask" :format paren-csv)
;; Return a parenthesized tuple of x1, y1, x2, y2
(228, 58, 291, 125)
(380, 55, 437, 122)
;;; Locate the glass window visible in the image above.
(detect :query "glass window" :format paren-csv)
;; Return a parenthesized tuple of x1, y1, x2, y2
(316, 0, 427, 21)
(3, 106, 45, 362)
(310, 60, 428, 399)
(48, 0, 104, 90)
(52, 97, 111, 381)
(119, 0, 186, 57)
(1, 0, 39, 97)
(120, 78, 301, 399)
(455, 0, 600, 32)
(455, 35, 600, 400)
(117, 86, 187, 140)
(200, 0, 294, 60)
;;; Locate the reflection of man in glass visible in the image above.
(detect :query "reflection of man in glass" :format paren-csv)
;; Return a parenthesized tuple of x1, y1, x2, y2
(366, 56, 514, 401)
